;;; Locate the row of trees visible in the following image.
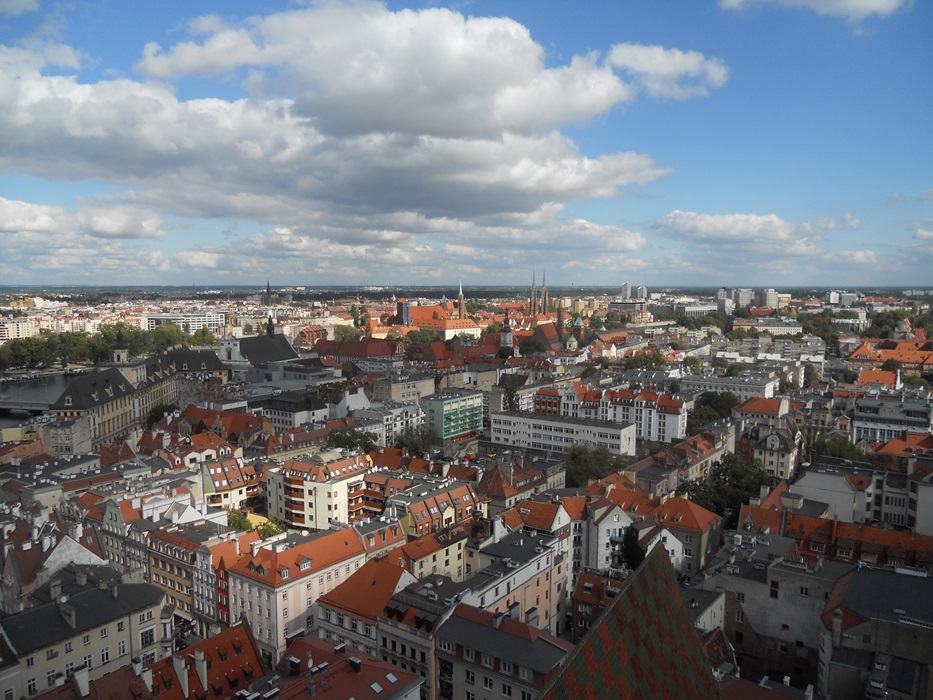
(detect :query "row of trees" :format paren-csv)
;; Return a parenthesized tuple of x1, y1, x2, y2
(0, 323, 218, 371)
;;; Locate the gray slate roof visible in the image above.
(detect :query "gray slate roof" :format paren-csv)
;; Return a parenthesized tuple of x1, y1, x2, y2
(1, 583, 164, 654)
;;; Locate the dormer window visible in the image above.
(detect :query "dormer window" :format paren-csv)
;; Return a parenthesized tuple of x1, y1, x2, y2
(64, 396, 72, 406)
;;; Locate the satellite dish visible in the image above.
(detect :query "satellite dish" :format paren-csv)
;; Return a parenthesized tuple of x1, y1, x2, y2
(307, 656, 314, 669)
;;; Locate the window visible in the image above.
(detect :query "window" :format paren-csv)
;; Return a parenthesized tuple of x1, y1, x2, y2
(84, 654, 93, 669)
(283, 608, 289, 618)
(83, 635, 91, 646)
(117, 622, 124, 632)
(27, 679, 37, 696)
(736, 592, 745, 603)
(140, 628, 155, 647)
(118, 640, 127, 656)
(465, 670, 475, 684)
(65, 642, 73, 653)
(735, 611, 744, 624)
(482, 654, 493, 668)
(101, 628, 108, 639)
(465, 648, 475, 661)
(519, 667, 531, 682)
(47, 670, 56, 688)
(101, 647, 110, 665)
(501, 661, 512, 674)
(484, 677, 493, 690)
(502, 683, 512, 697)
(27, 658, 35, 668)
(466, 693, 475, 700)
(799, 586, 808, 597)
(770, 581, 779, 599)
(65, 662, 74, 678)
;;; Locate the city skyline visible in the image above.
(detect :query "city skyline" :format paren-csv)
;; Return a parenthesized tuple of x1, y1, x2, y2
(0, 0, 930, 287)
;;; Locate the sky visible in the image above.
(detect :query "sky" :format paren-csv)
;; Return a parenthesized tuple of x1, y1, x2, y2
(0, 0, 930, 290)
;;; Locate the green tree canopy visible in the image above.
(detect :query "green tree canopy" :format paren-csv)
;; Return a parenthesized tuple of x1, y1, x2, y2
(675, 453, 769, 528)
(624, 348, 666, 371)
(334, 324, 361, 343)
(326, 428, 377, 453)
(395, 425, 435, 458)
(620, 524, 646, 571)
(565, 444, 620, 488)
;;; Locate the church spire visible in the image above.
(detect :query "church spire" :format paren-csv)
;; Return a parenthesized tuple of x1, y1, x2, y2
(457, 276, 466, 320)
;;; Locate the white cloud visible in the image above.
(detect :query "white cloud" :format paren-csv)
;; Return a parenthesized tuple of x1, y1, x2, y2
(0, 197, 165, 239)
(607, 44, 729, 99)
(657, 210, 799, 242)
(830, 249, 877, 264)
(915, 228, 933, 240)
(0, 0, 39, 16)
(720, 0, 911, 22)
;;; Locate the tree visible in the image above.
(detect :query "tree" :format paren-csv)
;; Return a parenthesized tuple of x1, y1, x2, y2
(881, 358, 903, 373)
(811, 437, 868, 463)
(404, 330, 441, 344)
(227, 510, 254, 532)
(565, 445, 617, 488)
(683, 356, 703, 375)
(676, 453, 769, 528)
(620, 524, 646, 571)
(395, 426, 435, 458)
(624, 348, 666, 371)
(501, 374, 522, 412)
(149, 323, 187, 352)
(518, 337, 546, 355)
(146, 403, 178, 428)
(190, 327, 218, 346)
(242, 322, 254, 335)
(804, 363, 820, 387)
(334, 324, 361, 343)
(687, 405, 722, 435)
(326, 428, 377, 453)
(257, 518, 287, 539)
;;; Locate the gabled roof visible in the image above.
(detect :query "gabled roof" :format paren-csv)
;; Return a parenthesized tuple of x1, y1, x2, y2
(238, 333, 298, 364)
(148, 621, 265, 700)
(316, 559, 412, 621)
(539, 548, 718, 700)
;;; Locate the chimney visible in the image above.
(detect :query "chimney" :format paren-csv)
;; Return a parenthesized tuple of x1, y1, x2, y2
(347, 657, 362, 674)
(172, 654, 189, 698)
(111, 584, 119, 598)
(492, 612, 506, 629)
(59, 603, 77, 629)
(50, 577, 62, 600)
(73, 666, 89, 698)
(76, 571, 87, 586)
(194, 648, 208, 690)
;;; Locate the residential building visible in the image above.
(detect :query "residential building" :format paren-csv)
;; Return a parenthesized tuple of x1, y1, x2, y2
(371, 372, 437, 404)
(315, 559, 418, 658)
(265, 451, 371, 529)
(489, 411, 637, 456)
(226, 529, 368, 663)
(851, 396, 933, 444)
(435, 604, 574, 700)
(679, 374, 779, 400)
(356, 402, 426, 447)
(273, 636, 423, 700)
(696, 531, 853, 688)
(818, 568, 933, 699)
(421, 389, 483, 445)
(0, 582, 169, 699)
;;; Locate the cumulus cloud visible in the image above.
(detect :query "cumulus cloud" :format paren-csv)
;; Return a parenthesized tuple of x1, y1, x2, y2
(915, 228, 933, 240)
(0, 197, 165, 239)
(607, 44, 729, 99)
(720, 0, 911, 22)
(653, 209, 880, 278)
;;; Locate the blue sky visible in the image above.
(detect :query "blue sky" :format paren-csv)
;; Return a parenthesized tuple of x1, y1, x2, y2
(0, 0, 930, 288)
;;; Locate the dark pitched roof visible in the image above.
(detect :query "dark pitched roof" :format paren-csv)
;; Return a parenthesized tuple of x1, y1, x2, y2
(51, 368, 136, 411)
(1, 583, 164, 653)
(539, 547, 718, 700)
(239, 334, 298, 365)
(168, 347, 227, 372)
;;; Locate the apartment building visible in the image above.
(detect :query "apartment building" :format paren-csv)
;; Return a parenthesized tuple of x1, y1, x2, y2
(355, 402, 425, 447)
(0, 582, 168, 699)
(265, 452, 371, 530)
(421, 389, 483, 444)
(226, 529, 368, 663)
(435, 604, 574, 700)
(489, 411, 637, 457)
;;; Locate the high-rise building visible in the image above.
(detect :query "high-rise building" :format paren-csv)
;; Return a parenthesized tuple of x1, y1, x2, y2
(621, 281, 632, 299)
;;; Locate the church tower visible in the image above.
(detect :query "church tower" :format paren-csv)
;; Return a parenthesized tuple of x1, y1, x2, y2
(529, 272, 538, 316)
(458, 278, 466, 320)
(541, 270, 549, 314)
